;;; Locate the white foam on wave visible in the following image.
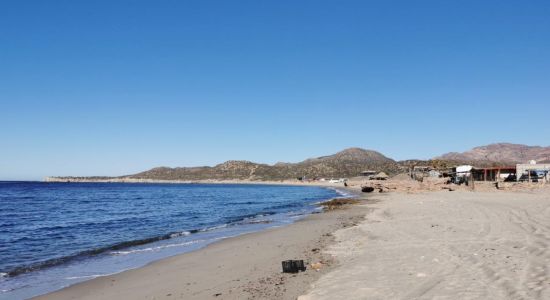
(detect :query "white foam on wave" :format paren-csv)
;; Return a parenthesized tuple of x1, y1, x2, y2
(64, 274, 103, 280)
(0, 273, 11, 293)
(252, 213, 272, 218)
(244, 218, 273, 224)
(311, 188, 350, 205)
(200, 224, 228, 232)
(169, 231, 191, 238)
(65, 270, 127, 280)
(333, 188, 353, 198)
(110, 239, 206, 256)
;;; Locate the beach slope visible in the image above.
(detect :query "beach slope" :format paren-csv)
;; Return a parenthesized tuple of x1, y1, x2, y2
(300, 189, 550, 299)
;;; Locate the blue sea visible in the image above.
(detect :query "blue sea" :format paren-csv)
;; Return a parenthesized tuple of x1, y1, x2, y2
(0, 182, 345, 299)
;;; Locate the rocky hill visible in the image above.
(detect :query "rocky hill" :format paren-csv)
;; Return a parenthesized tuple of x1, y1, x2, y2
(47, 148, 400, 182)
(435, 143, 550, 165)
(273, 148, 400, 179)
(128, 148, 399, 181)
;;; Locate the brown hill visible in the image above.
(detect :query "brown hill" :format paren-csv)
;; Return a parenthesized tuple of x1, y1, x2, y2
(436, 143, 550, 165)
(291, 148, 399, 177)
(129, 148, 399, 181)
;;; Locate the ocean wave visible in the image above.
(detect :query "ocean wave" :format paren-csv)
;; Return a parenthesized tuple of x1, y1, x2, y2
(65, 270, 124, 280)
(253, 212, 276, 217)
(6, 217, 149, 238)
(223, 211, 270, 224)
(269, 202, 304, 210)
(287, 210, 308, 216)
(110, 240, 206, 255)
(332, 188, 355, 198)
(242, 219, 272, 225)
(169, 231, 191, 238)
(226, 201, 261, 205)
(199, 224, 228, 232)
(1, 228, 201, 278)
(64, 274, 103, 280)
(2, 220, 252, 278)
(0, 283, 30, 293)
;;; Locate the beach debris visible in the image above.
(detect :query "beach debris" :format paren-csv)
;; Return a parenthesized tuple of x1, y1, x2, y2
(311, 248, 320, 252)
(310, 262, 323, 271)
(362, 186, 375, 193)
(214, 292, 222, 297)
(362, 183, 386, 193)
(319, 198, 359, 210)
(282, 260, 306, 273)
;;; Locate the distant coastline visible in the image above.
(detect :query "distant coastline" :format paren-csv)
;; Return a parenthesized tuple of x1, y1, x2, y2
(44, 176, 197, 184)
(42, 176, 346, 187)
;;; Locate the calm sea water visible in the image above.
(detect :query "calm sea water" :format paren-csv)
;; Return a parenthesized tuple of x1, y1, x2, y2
(0, 182, 345, 299)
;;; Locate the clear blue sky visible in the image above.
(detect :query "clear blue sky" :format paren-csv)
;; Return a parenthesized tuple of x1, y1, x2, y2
(1, 0, 549, 180)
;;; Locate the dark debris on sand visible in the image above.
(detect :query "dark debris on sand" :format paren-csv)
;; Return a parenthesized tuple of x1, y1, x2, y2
(319, 198, 360, 210)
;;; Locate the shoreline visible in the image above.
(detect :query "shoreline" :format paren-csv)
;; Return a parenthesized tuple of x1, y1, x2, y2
(35, 188, 371, 300)
(0, 185, 352, 299)
(22, 185, 550, 299)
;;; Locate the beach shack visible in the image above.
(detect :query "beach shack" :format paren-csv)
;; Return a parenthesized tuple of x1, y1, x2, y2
(360, 170, 377, 177)
(472, 166, 517, 182)
(452, 165, 473, 184)
(370, 172, 389, 180)
(455, 165, 473, 176)
(411, 166, 431, 181)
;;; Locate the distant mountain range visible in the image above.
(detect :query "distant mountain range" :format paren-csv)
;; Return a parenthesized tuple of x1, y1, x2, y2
(435, 143, 550, 165)
(127, 148, 399, 181)
(46, 143, 550, 182)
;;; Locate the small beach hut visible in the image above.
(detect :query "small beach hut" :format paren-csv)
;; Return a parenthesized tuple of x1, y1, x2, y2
(360, 170, 377, 177)
(371, 172, 389, 180)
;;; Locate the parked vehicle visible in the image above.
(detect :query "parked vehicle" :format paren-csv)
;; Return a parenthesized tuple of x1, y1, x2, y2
(519, 171, 539, 182)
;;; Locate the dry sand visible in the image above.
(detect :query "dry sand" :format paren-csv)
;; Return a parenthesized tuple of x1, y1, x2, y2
(300, 189, 550, 299)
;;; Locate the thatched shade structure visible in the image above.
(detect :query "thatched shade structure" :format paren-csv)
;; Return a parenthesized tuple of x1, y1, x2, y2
(371, 172, 389, 180)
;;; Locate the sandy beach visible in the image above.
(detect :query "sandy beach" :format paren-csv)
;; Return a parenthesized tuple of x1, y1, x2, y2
(301, 189, 550, 299)
(35, 186, 550, 300)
